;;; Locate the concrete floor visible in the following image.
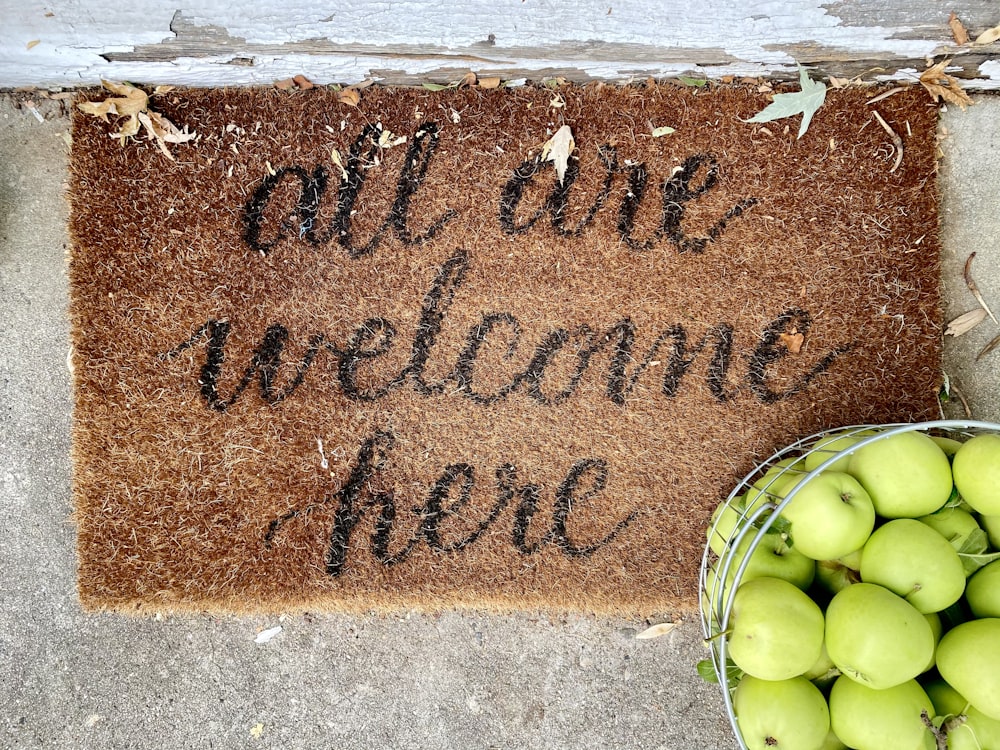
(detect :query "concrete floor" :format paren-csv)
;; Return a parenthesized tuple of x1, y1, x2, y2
(1, 92, 998, 750)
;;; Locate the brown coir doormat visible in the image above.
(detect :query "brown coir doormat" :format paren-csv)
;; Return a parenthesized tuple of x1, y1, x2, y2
(69, 83, 942, 615)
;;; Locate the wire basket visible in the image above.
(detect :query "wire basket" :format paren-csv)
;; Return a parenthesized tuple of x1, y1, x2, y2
(698, 419, 1000, 750)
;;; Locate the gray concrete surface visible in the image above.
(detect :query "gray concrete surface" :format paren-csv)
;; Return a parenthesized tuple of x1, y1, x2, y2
(1, 93, 998, 750)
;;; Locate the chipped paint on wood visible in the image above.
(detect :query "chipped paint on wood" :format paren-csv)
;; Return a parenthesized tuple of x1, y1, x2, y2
(4, 2, 1000, 88)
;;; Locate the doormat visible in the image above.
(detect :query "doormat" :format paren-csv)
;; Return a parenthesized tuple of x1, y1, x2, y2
(69, 83, 942, 615)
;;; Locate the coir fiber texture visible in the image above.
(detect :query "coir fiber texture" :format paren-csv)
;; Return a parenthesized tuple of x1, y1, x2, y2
(69, 84, 942, 615)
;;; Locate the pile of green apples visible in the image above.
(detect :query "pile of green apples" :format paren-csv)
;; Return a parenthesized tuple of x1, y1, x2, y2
(702, 426, 1000, 750)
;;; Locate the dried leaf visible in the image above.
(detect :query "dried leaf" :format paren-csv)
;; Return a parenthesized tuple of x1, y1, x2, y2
(137, 110, 196, 161)
(964, 252, 999, 325)
(293, 74, 315, 90)
(636, 622, 677, 639)
(746, 66, 826, 139)
(949, 13, 970, 45)
(651, 125, 676, 137)
(26, 39, 40, 50)
(919, 60, 974, 110)
(421, 82, 453, 92)
(274, 78, 296, 91)
(549, 93, 566, 109)
(478, 76, 502, 90)
(337, 88, 361, 107)
(828, 76, 850, 89)
(254, 625, 282, 644)
(974, 23, 1000, 45)
(458, 71, 477, 88)
(978, 333, 1000, 362)
(779, 331, 805, 354)
(153, 85, 176, 96)
(677, 76, 708, 87)
(249, 723, 264, 739)
(330, 148, 348, 181)
(541, 125, 575, 186)
(78, 80, 149, 132)
(945, 308, 988, 336)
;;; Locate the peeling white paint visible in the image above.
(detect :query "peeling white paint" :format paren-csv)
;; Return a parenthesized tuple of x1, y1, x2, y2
(0, 0, 996, 88)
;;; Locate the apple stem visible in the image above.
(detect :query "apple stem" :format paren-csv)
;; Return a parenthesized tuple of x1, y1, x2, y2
(922, 709, 966, 750)
(703, 628, 733, 644)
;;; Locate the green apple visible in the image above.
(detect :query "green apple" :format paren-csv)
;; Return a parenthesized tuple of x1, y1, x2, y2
(804, 428, 877, 473)
(744, 458, 806, 514)
(707, 500, 742, 556)
(936, 618, 1000, 720)
(704, 533, 816, 616)
(859, 519, 966, 613)
(931, 435, 965, 458)
(729, 577, 825, 681)
(804, 642, 840, 691)
(923, 611, 942, 672)
(918, 507, 984, 552)
(953, 434, 1000, 515)
(815, 555, 862, 595)
(829, 677, 935, 750)
(966, 559, 1000, 618)
(817, 730, 848, 750)
(925, 679, 1000, 750)
(734, 675, 830, 750)
(825, 582, 934, 689)
(781, 471, 875, 560)
(979, 513, 1000, 549)
(847, 431, 952, 518)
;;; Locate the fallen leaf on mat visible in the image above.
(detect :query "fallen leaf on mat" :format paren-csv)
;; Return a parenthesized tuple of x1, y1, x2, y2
(293, 74, 315, 90)
(274, 78, 296, 91)
(919, 60, 974, 110)
(651, 125, 676, 137)
(974, 23, 1000, 45)
(541, 125, 575, 186)
(945, 308, 988, 336)
(254, 625, 283, 644)
(137, 110, 197, 161)
(746, 65, 826, 139)
(479, 76, 502, 89)
(978, 333, 1000, 361)
(964, 252, 999, 325)
(779, 330, 805, 354)
(828, 76, 850, 89)
(250, 723, 264, 739)
(337, 87, 361, 107)
(949, 12, 970, 45)
(636, 622, 677, 639)
(458, 71, 477, 88)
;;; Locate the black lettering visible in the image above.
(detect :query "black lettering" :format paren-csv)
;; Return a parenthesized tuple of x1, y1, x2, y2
(746, 308, 854, 404)
(452, 312, 522, 404)
(335, 317, 399, 401)
(551, 459, 636, 556)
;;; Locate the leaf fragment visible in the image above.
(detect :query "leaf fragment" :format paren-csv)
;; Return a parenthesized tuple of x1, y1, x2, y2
(254, 625, 282, 644)
(421, 82, 452, 92)
(963, 252, 999, 325)
(977, 333, 1000, 362)
(137, 110, 196, 161)
(478, 76, 502, 90)
(746, 66, 826, 139)
(336, 87, 361, 107)
(636, 622, 677, 639)
(779, 330, 804, 354)
(274, 78, 296, 91)
(651, 125, 676, 137)
(974, 23, 1000, 45)
(249, 723, 264, 739)
(540, 125, 575, 186)
(26, 39, 40, 50)
(677, 76, 708, 87)
(949, 12, 970, 45)
(458, 71, 477, 88)
(945, 308, 987, 336)
(919, 60, 974, 110)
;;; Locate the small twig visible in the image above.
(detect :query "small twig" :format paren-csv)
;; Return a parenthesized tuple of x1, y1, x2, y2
(866, 86, 906, 105)
(977, 332, 1000, 362)
(871, 110, 904, 172)
(952, 381, 973, 419)
(964, 252, 1000, 325)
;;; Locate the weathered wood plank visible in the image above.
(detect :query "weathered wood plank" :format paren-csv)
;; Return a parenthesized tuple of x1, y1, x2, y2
(3, 2, 1000, 88)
